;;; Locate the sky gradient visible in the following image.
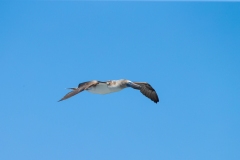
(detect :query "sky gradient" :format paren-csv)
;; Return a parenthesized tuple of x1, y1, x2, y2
(1, 2, 240, 160)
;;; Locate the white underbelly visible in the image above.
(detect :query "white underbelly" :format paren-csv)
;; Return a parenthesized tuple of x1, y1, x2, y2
(86, 83, 123, 94)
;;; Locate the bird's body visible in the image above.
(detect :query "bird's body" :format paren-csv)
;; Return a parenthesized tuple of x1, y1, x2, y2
(59, 79, 159, 103)
(86, 81, 124, 94)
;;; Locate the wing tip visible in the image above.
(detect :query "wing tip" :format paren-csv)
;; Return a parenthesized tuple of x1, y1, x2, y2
(58, 98, 65, 102)
(154, 99, 159, 104)
(154, 96, 159, 104)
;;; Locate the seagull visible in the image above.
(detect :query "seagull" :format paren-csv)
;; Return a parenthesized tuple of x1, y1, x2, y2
(58, 79, 159, 103)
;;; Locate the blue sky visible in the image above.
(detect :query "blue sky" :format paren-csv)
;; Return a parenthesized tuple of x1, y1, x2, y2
(1, 2, 240, 160)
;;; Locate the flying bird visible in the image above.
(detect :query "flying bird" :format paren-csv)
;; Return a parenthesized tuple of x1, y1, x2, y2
(58, 79, 159, 103)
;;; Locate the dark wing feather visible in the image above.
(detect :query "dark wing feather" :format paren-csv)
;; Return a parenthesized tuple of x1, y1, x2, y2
(58, 81, 99, 102)
(58, 87, 84, 102)
(133, 82, 159, 103)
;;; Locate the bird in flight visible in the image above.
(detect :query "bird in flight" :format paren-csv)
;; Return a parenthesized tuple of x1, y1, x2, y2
(59, 79, 159, 103)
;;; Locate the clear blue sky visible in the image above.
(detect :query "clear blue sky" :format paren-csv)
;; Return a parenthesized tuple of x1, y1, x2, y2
(1, 2, 240, 160)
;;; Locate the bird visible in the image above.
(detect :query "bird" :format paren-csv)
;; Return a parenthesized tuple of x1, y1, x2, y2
(58, 79, 159, 103)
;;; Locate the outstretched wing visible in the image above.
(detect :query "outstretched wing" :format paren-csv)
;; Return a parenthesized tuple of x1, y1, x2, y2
(133, 82, 159, 103)
(58, 81, 99, 102)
